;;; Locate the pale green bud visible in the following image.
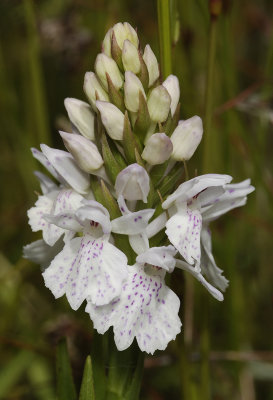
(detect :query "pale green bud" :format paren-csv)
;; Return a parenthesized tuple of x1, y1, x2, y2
(101, 28, 112, 57)
(143, 44, 160, 87)
(163, 75, 180, 116)
(96, 100, 125, 141)
(122, 39, 141, 73)
(64, 98, 95, 140)
(59, 131, 103, 172)
(147, 85, 171, 123)
(113, 22, 139, 50)
(124, 71, 146, 112)
(84, 72, 109, 111)
(171, 116, 203, 161)
(95, 53, 123, 91)
(142, 133, 173, 165)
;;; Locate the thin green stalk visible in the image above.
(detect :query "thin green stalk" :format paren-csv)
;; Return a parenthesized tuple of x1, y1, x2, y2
(23, 0, 51, 146)
(157, 0, 172, 79)
(202, 16, 218, 173)
(200, 3, 221, 399)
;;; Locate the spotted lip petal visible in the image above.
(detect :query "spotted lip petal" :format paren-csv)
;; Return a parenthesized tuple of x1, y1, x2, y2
(86, 263, 181, 354)
(165, 206, 202, 268)
(43, 234, 128, 309)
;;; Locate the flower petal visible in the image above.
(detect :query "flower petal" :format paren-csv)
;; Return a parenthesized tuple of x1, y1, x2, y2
(111, 209, 155, 235)
(75, 200, 111, 235)
(41, 144, 90, 194)
(162, 174, 232, 209)
(129, 233, 149, 255)
(31, 148, 59, 180)
(86, 264, 181, 354)
(201, 226, 229, 291)
(176, 260, 223, 301)
(165, 207, 202, 267)
(23, 238, 64, 270)
(43, 234, 128, 309)
(34, 171, 58, 194)
(136, 245, 177, 272)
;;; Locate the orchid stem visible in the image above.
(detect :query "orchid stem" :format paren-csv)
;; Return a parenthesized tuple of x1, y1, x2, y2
(157, 0, 172, 79)
(202, 13, 218, 173)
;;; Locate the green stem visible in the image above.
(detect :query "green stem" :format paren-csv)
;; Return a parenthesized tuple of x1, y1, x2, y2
(157, 0, 172, 79)
(202, 16, 218, 173)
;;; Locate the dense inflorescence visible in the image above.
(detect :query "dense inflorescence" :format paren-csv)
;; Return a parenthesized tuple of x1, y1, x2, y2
(24, 22, 254, 354)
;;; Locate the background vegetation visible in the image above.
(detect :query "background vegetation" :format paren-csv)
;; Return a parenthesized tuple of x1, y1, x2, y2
(0, 0, 272, 398)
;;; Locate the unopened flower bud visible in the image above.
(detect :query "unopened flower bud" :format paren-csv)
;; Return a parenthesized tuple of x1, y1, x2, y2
(102, 28, 112, 57)
(59, 131, 103, 173)
(114, 22, 139, 50)
(163, 75, 180, 116)
(124, 71, 146, 112)
(64, 98, 95, 140)
(84, 72, 109, 111)
(142, 133, 173, 165)
(143, 45, 160, 87)
(147, 85, 171, 123)
(115, 163, 150, 202)
(96, 100, 125, 140)
(95, 53, 123, 91)
(122, 40, 141, 73)
(102, 22, 139, 57)
(171, 116, 203, 161)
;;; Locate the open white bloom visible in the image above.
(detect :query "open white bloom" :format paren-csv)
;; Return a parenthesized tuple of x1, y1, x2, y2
(112, 196, 155, 254)
(115, 164, 150, 202)
(28, 188, 84, 246)
(162, 175, 254, 289)
(42, 200, 128, 310)
(86, 245, 181, 354)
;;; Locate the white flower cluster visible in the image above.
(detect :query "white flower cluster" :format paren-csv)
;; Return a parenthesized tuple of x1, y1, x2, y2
(24, 23, 254, 354)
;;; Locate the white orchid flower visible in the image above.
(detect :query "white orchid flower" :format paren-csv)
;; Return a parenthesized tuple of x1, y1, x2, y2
(111, 196, 155, 255)
(28, 188, 84, 246)
(86, 245, 181, 354)
(42, 200, 129, 310)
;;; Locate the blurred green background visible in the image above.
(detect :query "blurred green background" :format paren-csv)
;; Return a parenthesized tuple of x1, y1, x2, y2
(0, 0, 273, 399)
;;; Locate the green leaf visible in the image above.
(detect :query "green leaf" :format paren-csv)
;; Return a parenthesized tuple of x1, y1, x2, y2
(150, 163, 183, 206)
(107, 72, 125, 112)
(163, 102, 181, 136)
(101, 132, 124, 184)
(123, 352, 144, 400)
(137, 52, 149, 92)
(100, 179, 121, 219)
(134, 91, 151, 142)
(111, 31, 123, 70)
(123, 112, 142, 164)
(0, 350, 34, 398)
(56, 338, 77, 400)
(79, 356, 95, 400)
(91, 332, 108, 400)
